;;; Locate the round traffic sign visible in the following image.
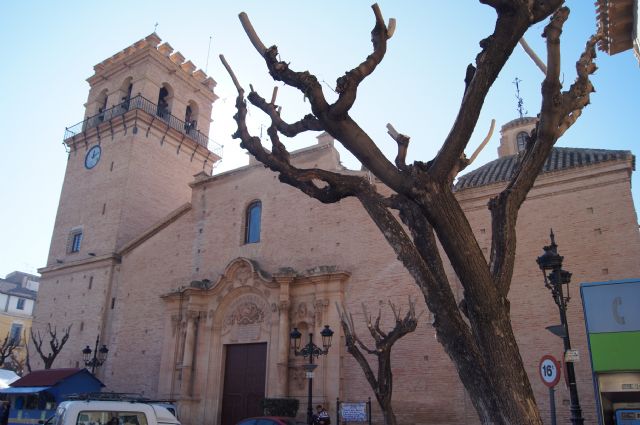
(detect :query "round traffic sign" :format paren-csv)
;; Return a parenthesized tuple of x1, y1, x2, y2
(539, 354, 561, 388)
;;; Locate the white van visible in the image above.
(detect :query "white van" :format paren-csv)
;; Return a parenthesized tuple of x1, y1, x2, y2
(48, 400, 179, 425)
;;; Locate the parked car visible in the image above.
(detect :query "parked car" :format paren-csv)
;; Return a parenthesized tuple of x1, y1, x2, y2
(236, 417, 305, 425)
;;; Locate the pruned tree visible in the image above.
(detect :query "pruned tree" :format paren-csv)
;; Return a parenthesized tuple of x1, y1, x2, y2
(31, 324, 72, 369)
(24, 330, 32, 374)
(336, 299, 420, 425)
(0, 333, 21, 367)
(220, 2, 599, 424)
(3, 351, 27, 376)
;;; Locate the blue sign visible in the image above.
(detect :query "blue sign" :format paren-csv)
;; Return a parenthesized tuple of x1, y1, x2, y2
(581, 280, 640, 333)
(340, 403, 367, 422)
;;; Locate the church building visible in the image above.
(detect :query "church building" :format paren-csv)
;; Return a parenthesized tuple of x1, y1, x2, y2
(35, 34, 640, 425)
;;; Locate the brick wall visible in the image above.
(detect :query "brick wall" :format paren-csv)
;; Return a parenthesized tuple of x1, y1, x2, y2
(36, 137, 640, 424)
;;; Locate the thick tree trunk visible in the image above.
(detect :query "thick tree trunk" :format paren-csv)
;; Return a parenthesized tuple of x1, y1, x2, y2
(415, 288, 542, 424)
(380, 402, 397, 425)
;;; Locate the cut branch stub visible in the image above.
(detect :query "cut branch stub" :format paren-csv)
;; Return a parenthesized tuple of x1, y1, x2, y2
(387, 123, 410, 170)
(219, 54, 244, 93)
(467, 119, 496, 166)
(519, 38, 547, 75)
(238, 12, 267, 56)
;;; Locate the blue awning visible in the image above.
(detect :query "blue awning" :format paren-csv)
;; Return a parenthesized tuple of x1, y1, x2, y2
(0, 387, 50, 394)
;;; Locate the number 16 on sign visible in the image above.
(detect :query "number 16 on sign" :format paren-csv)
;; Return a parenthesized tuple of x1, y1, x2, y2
(539, 354, 561, 388)
(539, 354, 561, 425)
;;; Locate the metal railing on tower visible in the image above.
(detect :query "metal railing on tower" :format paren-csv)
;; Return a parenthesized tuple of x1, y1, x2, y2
(63, 95, 222, 157)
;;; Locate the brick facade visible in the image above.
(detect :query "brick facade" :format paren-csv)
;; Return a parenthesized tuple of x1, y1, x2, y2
(35, 35, 640, 425)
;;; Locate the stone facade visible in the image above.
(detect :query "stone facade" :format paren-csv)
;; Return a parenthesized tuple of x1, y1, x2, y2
(35, 35, 640, 425)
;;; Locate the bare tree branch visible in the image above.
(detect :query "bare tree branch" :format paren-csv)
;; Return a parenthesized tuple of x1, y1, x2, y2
(449, 119, 496, 179)
(219, 54, 244, 93)
(428, 2, 560, 183)
(557, 33, 599, 136)
(248, 90, 324, 137)
(235, 10, 406, 193)
(336, 302, 380, 393)
(238, 12, 267, 56)
(24, 330, 32, 374)
(331, 4, 394, 118)
(0, 333, 20, 367)
(237, 12, 328, 108)
(337, 298, 419, 425)
(468, 119, 496, 166)
(489, 7, 599, 296)
(519, 38, 548, 75)
(31, 324, 72, 369)
(220, 55, 367, 204)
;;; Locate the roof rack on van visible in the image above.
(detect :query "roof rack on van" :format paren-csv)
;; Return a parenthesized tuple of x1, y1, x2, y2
(65, 393, 177, 405)
(65, 393, 148, 402)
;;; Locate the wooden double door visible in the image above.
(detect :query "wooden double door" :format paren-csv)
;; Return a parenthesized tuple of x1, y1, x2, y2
(220, 343, 267, 425)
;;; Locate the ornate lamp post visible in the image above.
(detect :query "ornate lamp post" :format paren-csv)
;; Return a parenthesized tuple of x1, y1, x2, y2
(290, 325, 334, 425)
(82, 335, 109, 375)
(536, 230, 584, 425)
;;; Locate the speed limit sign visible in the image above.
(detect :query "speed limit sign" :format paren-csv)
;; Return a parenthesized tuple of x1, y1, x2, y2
(539, 354, 561, 388)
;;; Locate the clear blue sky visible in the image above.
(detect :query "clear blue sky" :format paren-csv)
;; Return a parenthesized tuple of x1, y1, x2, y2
(0, 1, 638, 277)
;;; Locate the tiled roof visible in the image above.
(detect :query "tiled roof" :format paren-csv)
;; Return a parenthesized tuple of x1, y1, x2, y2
(11, 368, 86, 387)
(595, 0, 635, 55)
(455, 147, 634, 191)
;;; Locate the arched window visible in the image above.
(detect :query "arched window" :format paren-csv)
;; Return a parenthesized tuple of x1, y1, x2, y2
(157, 84, 173, 119)
(119, 77, 133, 111)
(96, 89, 108, 123)
(516, 131, 528, 152)
(184, 101, 199, 134)
(245, 201, 262, 244)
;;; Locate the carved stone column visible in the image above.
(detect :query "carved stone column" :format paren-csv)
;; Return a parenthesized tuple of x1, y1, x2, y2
(277, 300, 291, 396)
(159, 313, 182, 399)
(181, 311, 199, 398)
(274, 275, 293, 397)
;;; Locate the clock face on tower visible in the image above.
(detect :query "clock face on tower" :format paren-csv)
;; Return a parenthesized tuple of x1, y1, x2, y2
(85, 145, 102, 169)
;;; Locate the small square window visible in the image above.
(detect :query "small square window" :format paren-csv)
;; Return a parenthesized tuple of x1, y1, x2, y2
(16, 298, 25, 310)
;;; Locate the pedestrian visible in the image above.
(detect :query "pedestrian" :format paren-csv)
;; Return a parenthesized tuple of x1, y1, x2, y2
(313, 405, 330, 425)
(1, 402, 10, 425)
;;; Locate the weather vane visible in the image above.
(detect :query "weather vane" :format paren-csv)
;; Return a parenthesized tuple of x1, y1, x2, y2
(154, 22, 159, 33)
(513, 77, 527, 118)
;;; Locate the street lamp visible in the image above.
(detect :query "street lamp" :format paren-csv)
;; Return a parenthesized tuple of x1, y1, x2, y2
(290, 325, 334, 425)
(82, 335, 109, 375)
(537, 230, 584, 425)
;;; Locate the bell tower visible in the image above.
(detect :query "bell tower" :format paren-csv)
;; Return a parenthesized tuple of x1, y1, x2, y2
(35, 33, 221, 370)
(497, 116, 537, 158)
(46, 33, 220, 263)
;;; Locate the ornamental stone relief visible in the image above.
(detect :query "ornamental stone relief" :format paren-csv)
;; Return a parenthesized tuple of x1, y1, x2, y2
(224, 302, 264, 326)
(233, 263, 252, 285)
(294, 301, 315, 324)
(222, 294, 271, 342)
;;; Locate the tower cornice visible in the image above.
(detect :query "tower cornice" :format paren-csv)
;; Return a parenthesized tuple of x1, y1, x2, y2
(87, 34, 218, 103)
